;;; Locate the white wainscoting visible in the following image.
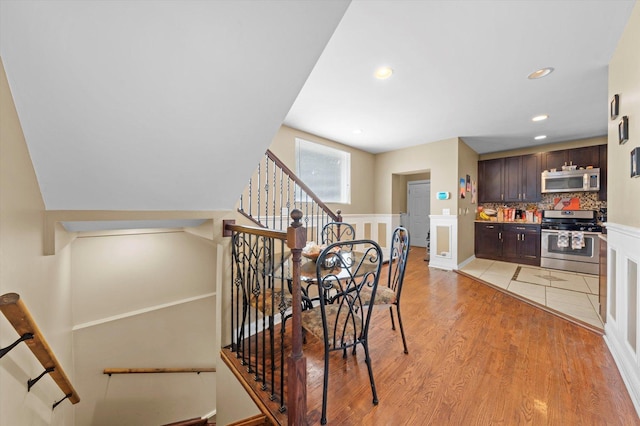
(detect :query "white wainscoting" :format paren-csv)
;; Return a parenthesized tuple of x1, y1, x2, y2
(341, 213, 400, 256)
(428, 215, 458, 271)
(603, 222, 640, 417)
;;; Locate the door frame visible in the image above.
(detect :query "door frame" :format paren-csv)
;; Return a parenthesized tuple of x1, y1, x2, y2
(407, 180, 431, 248)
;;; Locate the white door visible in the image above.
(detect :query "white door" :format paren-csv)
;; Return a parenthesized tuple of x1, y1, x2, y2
(407, 181, 430, 248)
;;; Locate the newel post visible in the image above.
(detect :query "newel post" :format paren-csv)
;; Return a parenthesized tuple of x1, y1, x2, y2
(287, 209, 307, 425)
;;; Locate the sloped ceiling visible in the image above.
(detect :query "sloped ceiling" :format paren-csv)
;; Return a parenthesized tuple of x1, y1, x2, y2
(0, 0, 350, 211)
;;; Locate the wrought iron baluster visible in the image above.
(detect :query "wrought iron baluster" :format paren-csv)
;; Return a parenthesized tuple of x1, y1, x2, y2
(257, 162, 261, 226)
(264, 154, 269, 228)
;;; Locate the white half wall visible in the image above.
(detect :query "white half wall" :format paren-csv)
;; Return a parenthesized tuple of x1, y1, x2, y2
(604, 222, 640, 417)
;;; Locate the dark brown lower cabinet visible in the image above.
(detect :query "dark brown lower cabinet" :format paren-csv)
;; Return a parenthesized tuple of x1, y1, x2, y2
(475, 222, 540, 266)
(599, 235, 607, 323)
(475, 223, 503, 259)
(501, 224, 540, 266)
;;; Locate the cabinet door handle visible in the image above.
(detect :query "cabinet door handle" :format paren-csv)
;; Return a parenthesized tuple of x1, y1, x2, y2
(486, 225, 494, 229)
(498, 232, 502, 240)
(523, 192, 526, 199)
(517, 234, 520, 241)
(518, 193, 522, 200)
(501, 194, 504, 201)
(522, 234, 525, 241)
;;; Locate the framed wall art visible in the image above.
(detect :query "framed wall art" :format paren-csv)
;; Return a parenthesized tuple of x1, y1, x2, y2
(619, 116, 629, 144)
(632, 147, 640, 178)
(611, 94, 619, 119)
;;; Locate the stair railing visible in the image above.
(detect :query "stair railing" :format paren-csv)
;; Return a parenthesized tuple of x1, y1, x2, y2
(238, 149, 342, 244)
(222, 210, 307, 425)
(0, 292, 80, 409)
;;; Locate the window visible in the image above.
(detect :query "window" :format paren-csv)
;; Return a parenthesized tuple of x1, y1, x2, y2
(295, 138, 350, 204)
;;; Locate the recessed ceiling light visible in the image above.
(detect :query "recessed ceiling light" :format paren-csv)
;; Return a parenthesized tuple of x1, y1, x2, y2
(352, 129, 363, 134)
(534, 135, 547, 140)
(374, 66, 393, 80)
(532, 114, 548, 122)
(528, 67, 554, 79)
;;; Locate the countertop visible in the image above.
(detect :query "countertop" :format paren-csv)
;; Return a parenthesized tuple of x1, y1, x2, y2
(475, 220, 541, 226)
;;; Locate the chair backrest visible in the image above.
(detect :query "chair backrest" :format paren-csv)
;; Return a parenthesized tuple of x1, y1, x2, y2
(321, 222, 356, 245)
(315, 239, 383, 349)
(387, 227, 410, 297)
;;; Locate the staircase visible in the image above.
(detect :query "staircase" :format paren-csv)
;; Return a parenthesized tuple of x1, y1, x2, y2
(220, 150, 345, 425)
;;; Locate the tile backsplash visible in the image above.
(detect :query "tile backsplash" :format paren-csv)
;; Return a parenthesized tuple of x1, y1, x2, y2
(481, 192, 606, 213)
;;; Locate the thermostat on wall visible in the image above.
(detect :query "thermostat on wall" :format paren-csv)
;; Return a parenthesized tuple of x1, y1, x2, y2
(436, 191, 450, 200)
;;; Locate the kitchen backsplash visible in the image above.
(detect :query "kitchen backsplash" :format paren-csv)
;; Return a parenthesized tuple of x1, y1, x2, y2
(481, 192, 606, 213)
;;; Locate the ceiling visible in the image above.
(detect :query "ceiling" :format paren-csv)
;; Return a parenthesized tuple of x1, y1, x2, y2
(0, 0, 636, 213)
(285, 0, 636, 155)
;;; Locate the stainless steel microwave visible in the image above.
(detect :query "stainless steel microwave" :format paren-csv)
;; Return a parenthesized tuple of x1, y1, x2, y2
(541, 168, 600, 193)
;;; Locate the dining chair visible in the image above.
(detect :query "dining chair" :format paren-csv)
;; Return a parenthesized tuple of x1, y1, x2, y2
(300, 239, 383, 425)
(361, 226, 411, 354)
(321, 221, 356, 245)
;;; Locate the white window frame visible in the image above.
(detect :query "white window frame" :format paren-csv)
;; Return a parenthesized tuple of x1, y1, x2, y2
(295, 138, 351, 204)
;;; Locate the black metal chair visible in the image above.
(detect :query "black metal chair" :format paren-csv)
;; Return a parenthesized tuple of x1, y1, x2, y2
(362, 226, 410, 354)
(321, 221, 356, 245)
(300, 239, 383, 425)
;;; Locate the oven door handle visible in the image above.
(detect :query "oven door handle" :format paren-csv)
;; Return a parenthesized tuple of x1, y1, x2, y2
(541, 230, 601, 236)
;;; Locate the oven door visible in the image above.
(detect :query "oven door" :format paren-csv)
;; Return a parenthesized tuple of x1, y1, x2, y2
(541, 230, 600, 263)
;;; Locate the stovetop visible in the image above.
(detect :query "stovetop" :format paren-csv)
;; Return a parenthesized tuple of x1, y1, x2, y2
(541, 210, 603, 232)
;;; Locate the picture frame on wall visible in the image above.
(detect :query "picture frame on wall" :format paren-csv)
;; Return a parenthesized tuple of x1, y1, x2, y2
(619, 116, 629, 144)
(611, 94, 619, 119)
(632, 147, 640, 178)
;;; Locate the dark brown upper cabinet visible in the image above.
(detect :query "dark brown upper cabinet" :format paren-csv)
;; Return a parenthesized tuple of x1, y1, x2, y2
(542, 145, 600, 171)
(504, 154, 541, 202)
(478, 158, 504, 202)
(479, 154, 541, 203)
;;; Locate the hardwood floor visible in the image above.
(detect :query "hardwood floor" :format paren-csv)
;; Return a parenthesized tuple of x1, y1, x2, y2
(225, 247, 639, 425)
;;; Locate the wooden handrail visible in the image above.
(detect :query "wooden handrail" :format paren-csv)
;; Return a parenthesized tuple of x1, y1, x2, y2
(104, 367, 216, 375)
(224, 223, 287, 240)
(0, 292, 80, 405)
(265, 149, 340, 223)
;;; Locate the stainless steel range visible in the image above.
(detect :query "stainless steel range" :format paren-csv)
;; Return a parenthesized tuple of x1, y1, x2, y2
(540, 210, 602, 275)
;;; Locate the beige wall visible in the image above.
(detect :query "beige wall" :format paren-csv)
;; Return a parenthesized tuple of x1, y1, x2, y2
(269, 125, 376, 215)
(374, 137, 470, 216)
(457, 139, 479, 262)
(70, 230, 217, 426)
(1, 59, 75, 424)
(393, 172, 431, 214)
(609, 2, 640, 228)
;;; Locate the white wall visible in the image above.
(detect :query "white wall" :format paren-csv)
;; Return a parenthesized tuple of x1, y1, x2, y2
(70, 230, 217, 425)
(1, 58, 75, 425)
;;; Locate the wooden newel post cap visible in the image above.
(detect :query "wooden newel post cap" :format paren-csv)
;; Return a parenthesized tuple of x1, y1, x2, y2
(288, 209, 306, 250)
(290, 209, 303, 228)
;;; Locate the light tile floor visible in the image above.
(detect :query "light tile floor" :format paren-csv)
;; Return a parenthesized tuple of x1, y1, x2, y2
(460, 258, 603, 329)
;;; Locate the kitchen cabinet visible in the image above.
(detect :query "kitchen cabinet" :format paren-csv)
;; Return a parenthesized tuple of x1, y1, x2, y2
(479, 154, 540, 203)
(478, 158, 504, 202)
(501, 224, 540, 266)
(599, 235, 607, 323)
(542, 145, 600, 171)
(479, 144, 606, 203)
(475, 222, 541, 266)
(504, 154, 541, 202)
(475, 223, 503, 260)
(599, 144, 607, 201)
